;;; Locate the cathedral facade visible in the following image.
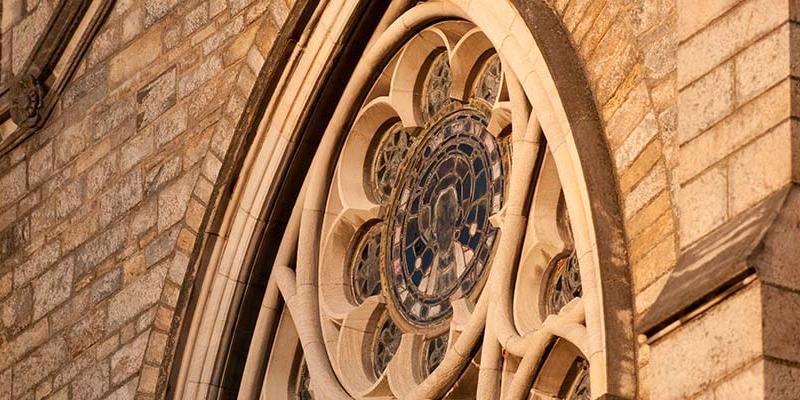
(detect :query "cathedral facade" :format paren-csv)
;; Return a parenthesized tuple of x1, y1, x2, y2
(0, 0, 798, 399)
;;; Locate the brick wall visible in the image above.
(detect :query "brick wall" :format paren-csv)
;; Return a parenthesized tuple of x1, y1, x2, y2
(0, 0, 291, 398)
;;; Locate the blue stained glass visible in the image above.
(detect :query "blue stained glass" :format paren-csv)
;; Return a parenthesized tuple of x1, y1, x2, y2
(385, 110, 506, 327)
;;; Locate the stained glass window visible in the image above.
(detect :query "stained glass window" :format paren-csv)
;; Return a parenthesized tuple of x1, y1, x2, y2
(373, 319, 402, 377)
(386, 110, 504, 327)
(545, 251, 582, 315)
(370, 122, 413, 203)
(567, 360, 591, 400)
(472, 54, 502, 105)
(351, 225, 384, 304)
(423, 51, 452, 120)
(424, 334, 448, 375)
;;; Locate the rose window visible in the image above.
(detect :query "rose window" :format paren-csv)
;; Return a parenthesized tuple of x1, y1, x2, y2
(310, 14, 605, 400)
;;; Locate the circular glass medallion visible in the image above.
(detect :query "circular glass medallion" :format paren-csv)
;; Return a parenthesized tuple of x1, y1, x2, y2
(386, 110, 505, 327)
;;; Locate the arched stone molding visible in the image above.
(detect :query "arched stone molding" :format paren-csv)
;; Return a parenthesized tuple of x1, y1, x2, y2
(160, 1, 400, 399)
(168, 0, 638, 399)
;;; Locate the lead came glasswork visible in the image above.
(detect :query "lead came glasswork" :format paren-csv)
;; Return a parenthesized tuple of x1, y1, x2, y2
(473, 54, 502, 105)
(424, 334, 448, 375)
(386, 110, 505, 327)
(567, 361, 591, 400)
(423, 51, 453, 120)
(351, 225, 383, 304)
(371, 123, 413, 203)
(545, 251, 582, 315)
(373, 319, 402, 377)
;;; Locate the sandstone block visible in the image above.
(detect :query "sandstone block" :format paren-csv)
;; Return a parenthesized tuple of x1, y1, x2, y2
(648, 283, 762, 399)
(66, 306, 107, 356)
(624, 163, 667, 218)
(178, 55, 223, 98)
(110, 330, 148, 384)
(677, 165, 727, 247)
(15, 240, 59, 288)
(615, 112, 659, 173)
(678, 0, 787, 87)
(32, 256, 73, 320)
(137, 67, 177, 129)
(109, 28, 162, 85)
(763, 285, 800, 364)
(143, 0, 178, 27)
(75, 223, 127, 278)
(0, 162, 27, 209)
(71, 362, 109, 400)
(158, 171, 195, 231)
(107, 262, 167, 329)
(677, 61, 734, 144)
(728, 121, 792, 215)
(677, 80, 791, 184)
(13, 335, 69, 396)
(735, 24, 790, 105)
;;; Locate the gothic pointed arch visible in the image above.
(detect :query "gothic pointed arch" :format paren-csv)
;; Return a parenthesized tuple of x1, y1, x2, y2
(169, 1, 635, 399)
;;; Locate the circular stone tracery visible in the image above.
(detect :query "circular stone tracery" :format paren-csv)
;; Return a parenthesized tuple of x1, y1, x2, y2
(386, 109, 505, 328)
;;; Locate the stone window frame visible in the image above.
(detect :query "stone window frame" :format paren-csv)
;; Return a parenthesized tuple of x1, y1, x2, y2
(170, 1, 635, 399)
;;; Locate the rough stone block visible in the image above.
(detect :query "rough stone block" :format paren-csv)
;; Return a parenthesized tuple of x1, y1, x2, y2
(110, 330, 148, 384)
(763, 285, 800, 364)
(0, 162, 27, 209)
(13, 336, 69, 396)
(624, 163, 667, 218)
(107, 262, 167, 329)
(678, 0, 787, 87)
(75, 223, 127, 278)
(143, 0, 178, 27)
(158, 171, 195, 231)
(615, 112, 659, 173)
(70, 362, 109, 400)
(32, 256, 73, 320)
(137, 67, 177, 129)
(1, 284, 33, 334)
(15, 240, 59, 288)
(178, 55, 223, 98)
(28, 143, 53, 188)
(677, 0, 741, 40)
(109, 28, 162, 85)
(66, 306, 107, 356)
(677, 79, 791, 184)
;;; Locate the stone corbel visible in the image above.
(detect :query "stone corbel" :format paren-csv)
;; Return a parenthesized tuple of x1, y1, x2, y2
(0, 0, 116, 156)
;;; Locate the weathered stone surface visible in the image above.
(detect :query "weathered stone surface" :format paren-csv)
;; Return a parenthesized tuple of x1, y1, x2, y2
(0, 162, 26, 209)
(71, 361, 109, 400)
(32, 256, 73, 320)
(66, 307, 107, 356)
(108, 28, 162, 86)
(15, 240, 59, 288)
(677, 165, 727, 247)
(677, 61, 734, 144)
(107, 262, 167, 329)
(75, 223, 127, 278)
(110, 330, 148, 384)
(13, 335, 69, 396)
(648, 283, 762, 399)
(158, 171, 196, 231)
(137, 67, 177, 129)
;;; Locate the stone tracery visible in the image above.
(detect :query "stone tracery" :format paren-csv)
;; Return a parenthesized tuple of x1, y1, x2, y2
(309, 16, 599, 399)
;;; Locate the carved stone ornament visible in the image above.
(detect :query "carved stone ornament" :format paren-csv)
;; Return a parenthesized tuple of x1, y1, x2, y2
(9, 73, 45, 129)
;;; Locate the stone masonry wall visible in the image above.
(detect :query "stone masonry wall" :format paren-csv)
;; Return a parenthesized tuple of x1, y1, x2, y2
(0, 0, 291, 398)
(0, 0, 796, 399)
